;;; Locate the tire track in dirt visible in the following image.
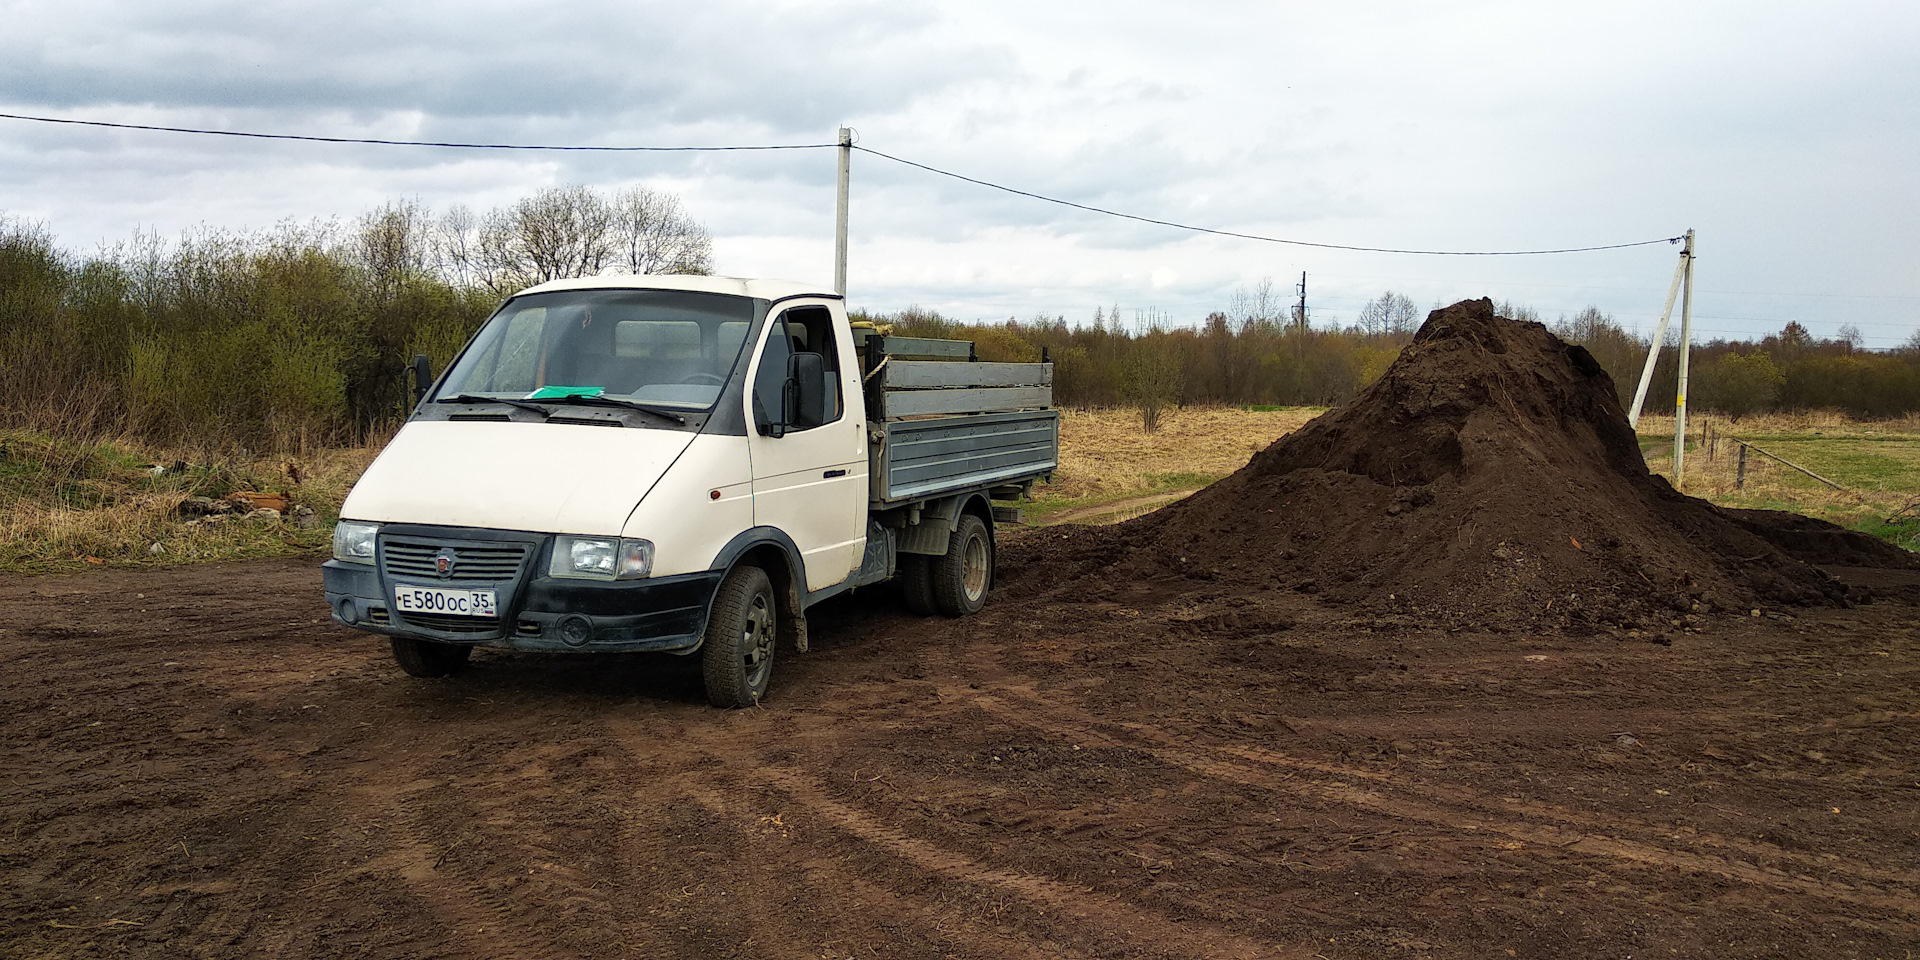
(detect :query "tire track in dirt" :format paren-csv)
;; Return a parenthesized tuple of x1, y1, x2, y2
(953, 679, 1920, 918)
(694, 759, 1312, 960)
(1037, 491, 1196, 527)
(924, 625, 1920, 895)
(671, 775, 1063, 960)
(618, 704, 1319, 960)
(357, 719, 731, 960)
(1200, 739, 1920, 889)
(362, 799, 581, 960)
(595, 718, 1075, 960)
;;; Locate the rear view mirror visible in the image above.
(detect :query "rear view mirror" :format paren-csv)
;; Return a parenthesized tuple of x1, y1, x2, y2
(410, 354, 433, 409)
(786, 353, 828, 429)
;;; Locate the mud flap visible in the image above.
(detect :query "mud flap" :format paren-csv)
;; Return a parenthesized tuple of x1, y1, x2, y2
(779, 572, 809, 653)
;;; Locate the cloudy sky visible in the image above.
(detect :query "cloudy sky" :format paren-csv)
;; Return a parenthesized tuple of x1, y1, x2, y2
(4, 0, 1917, 345)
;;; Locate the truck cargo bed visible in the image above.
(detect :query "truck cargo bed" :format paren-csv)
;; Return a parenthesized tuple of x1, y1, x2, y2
(872, 410, 1059, 504)
(859, 333, 1059, 506)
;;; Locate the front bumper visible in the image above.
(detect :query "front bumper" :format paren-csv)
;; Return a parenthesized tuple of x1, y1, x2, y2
(322, 525, 723, 653)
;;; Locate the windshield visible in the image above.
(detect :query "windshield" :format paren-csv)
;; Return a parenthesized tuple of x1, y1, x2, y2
(436, 289, 760, 411)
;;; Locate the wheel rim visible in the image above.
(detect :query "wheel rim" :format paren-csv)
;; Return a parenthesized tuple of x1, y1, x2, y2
(741, 590, 775, 687)
(961, 532, 989, 603)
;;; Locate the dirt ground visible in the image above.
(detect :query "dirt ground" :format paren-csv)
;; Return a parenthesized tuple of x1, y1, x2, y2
(3, 542, 1917, 959)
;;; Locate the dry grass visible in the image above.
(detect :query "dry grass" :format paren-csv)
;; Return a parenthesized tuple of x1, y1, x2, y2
(1030, 406, 1323, 520)
(0, 431, 378, 573)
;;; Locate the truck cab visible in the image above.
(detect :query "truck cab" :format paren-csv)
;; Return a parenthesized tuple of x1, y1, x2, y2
(323, 276, 1056, 706)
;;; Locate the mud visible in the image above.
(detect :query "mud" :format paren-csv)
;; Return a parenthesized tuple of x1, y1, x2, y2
(3, 554, 1919, 959)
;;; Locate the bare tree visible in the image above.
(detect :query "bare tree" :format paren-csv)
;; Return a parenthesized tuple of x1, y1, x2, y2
(354, 199, 433, 301)
(1357, 291, 1420, 336)
(1229, 276, 1282, 332)
(1121, 311, 1183, 433)
(431, 204, 484, 290)
(442, 184, 714, 295)
(1838, 324, 1864, 353)
(1494, 300, 1543, 324)
(1559, 306, 1611, 343)
(609, 186, 713, 275)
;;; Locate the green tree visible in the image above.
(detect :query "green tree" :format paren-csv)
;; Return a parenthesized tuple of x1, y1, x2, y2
(1694, 351, 1784, 420)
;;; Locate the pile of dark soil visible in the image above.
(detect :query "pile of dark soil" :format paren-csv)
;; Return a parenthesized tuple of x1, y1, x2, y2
(1016, 299, 1917, 630)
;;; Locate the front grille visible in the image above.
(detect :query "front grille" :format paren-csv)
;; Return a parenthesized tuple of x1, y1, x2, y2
(400, 612, 499, 634)
(382, 540, 529, 581)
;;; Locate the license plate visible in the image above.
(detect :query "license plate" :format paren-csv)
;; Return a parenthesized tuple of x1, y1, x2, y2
(393, 584, 497, 618)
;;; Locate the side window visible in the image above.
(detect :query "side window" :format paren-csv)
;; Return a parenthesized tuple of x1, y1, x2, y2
(782, 306, 843, 422)
(751, 316, 792, 433)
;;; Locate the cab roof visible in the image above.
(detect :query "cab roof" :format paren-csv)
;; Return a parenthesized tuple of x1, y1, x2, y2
(514, 275, 838, 302)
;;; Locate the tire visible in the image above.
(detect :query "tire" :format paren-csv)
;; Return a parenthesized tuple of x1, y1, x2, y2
(702, 565, 778, 708)
(930, 513, 992, 618)
(898, 554, 938, 616)
(390, 636, 473, 678)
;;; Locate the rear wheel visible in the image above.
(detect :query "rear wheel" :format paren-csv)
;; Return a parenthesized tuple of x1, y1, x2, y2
(898, 554, 938, 615)
(702, 565, 778, 708)
(390, 636, 473, 678)
(931, 513, 992, 618)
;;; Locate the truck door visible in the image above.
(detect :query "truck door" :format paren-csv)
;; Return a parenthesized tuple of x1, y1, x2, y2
(744, 303, 867, 591)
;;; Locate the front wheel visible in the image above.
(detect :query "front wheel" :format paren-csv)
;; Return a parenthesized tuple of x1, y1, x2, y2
(390, 636, 473, 677)
(702, 565, 778, 708)
(930, 513, 992, 617)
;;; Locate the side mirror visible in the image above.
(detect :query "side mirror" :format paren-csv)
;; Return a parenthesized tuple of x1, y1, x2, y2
(785, 352, 829, 429)
(410, 354, 433, 409)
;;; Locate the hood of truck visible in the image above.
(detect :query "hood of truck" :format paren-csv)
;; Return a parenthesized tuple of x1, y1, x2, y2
(340, 420, 696, 535)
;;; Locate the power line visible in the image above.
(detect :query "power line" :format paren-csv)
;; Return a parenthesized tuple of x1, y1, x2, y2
(5, 110, 1686, 258)
(850, 145, 1687, 257)
(0, 112, 836, 152)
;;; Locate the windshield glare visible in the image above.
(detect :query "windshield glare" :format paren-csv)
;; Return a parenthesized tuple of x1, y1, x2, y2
(436, 289, 760, 411)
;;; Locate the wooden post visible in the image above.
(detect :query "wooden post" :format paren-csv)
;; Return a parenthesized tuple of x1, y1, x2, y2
(1736, 444, 1747, 491)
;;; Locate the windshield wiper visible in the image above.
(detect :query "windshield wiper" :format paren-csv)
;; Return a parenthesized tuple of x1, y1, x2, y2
(538, 394, 688, 426)
(436, 394, 553, 418)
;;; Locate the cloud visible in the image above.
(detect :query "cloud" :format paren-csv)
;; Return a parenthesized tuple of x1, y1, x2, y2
(0, 0, 1009, 134)
(2, 0, 1918, 345)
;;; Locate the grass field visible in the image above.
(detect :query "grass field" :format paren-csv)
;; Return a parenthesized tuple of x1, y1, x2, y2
(3, 406, 1916, 573)
(1635, 412, 1920, 550)
(1022, 406, 1322, 522)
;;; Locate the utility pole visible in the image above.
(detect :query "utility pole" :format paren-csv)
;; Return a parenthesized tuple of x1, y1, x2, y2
(833, 126, 852, 298)
(1672, 229, 1696, 483)
(1626, 239, 1691, 428)
(1293, 271, 1308, 334)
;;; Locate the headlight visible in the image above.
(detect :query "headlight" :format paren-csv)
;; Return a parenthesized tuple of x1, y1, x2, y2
(332, 521, 379, 564)
(550, 537, 653, 580)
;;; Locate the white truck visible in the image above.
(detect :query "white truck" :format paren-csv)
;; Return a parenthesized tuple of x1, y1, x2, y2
(322, 276, 1058, 706)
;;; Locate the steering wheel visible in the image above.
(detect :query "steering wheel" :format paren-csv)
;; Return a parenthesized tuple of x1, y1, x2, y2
(677, 373, 726, 386)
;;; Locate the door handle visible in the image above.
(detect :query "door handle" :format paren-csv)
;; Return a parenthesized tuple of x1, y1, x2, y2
(823, 469, 848, 478)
